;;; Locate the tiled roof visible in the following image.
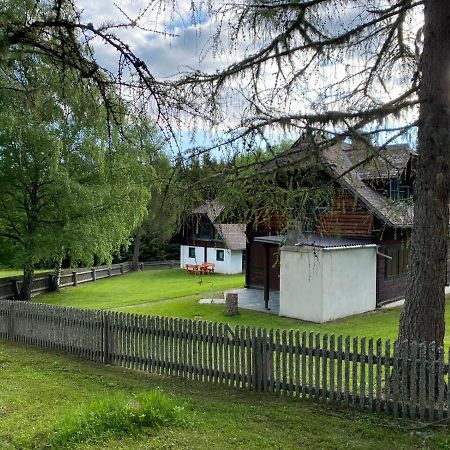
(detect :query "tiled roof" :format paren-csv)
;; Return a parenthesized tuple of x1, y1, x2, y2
(262, 138, 415, 228)
(191, 201, 225, 222)
(345, 144, 416, 180)
(323, 145, 414, 228)
(190, 202, 246, 250)
(214, 223, 246, 250)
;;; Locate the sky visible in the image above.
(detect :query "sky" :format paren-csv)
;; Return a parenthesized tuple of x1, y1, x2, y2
(74, 0, 420, 156)
(75, 0, 254, 155)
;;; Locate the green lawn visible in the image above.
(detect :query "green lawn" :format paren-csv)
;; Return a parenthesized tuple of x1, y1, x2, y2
(38, 269, 450, 346)
(0, 340, 449, 450)
(0, 269, 49, 279)
(40, 269, 245, 310)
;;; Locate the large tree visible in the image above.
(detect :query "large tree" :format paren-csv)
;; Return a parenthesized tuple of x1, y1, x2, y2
(0, 58, 150, 299)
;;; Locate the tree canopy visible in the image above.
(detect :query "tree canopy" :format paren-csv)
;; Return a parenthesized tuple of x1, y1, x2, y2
(0, 53, 152, 298)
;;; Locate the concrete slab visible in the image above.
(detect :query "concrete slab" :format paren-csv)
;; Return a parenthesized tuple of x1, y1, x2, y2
(199, 298, 225, 304)
(224, 288, 280, 315)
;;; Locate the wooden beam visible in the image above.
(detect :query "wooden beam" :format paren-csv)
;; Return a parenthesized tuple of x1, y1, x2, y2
(264, 244, 270, 310)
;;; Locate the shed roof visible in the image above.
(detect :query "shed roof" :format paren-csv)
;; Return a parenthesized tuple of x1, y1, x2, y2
(255, 233, 376, 249)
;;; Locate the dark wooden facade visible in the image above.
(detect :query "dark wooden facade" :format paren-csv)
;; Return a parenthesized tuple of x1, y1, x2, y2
(317, 189, 373, 238)
(245, 187, 421, 306)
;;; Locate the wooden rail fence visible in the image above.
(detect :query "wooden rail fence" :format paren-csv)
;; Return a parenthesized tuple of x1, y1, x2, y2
(0, 300, 448, 421)
(0, 260, 179, 300)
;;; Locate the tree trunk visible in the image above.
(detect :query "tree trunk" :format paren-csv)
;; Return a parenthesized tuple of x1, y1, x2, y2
(399, 0, 450, 346)
(49, 258, 62, 291)
(131, 228, 142, 271)
(19, 263, 34, 301)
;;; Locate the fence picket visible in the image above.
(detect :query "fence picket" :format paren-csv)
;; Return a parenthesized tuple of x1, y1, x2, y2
(276, 329, 281, 394)
(337, 335, 343, 402)
(295, 331, 300, 397)
(224, 324, 229, 385)
(401, 340, 409, 418)
(360, 337, 366, 410)
(437, 346, 445, 420)
(288, 330, 294, 396)
(301, 331, 307, 398)
(352, 337, 358, 406)
(268, 329, 274, 393)
(367, 338, 373, 411)
(235, 325, 241, 387)
(428, 341, 436, 421)
(344, 336, 350, 405)
(282, 330, 288, 396)
(375, 339, 382, 413)
(392, 341, 400, 417)
(322, 335, 328, 401)
(384, 340, 391, 414)
(418, 343, 426, 420)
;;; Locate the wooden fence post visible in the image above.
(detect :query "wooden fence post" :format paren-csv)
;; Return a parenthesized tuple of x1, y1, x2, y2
(72, 271, 78, 287)
(92, 267, 96, 281)
(8, 302, 15, 340)
(107, 267, 112, 278)
(253, 333, 271, 392)
(120, 264, 124, 275)
(103, 312, 111, 364)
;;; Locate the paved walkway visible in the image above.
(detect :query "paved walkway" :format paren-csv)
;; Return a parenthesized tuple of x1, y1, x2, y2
(224, 288, 280, 315)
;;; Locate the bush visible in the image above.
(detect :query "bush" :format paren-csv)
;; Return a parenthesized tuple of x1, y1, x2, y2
(32, 391, 188, 448)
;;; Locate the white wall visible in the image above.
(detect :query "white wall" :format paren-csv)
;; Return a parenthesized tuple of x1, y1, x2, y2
(180, 245, 243, 274)
(322, 247, 377, 321)
(180, 245, 204, 268)
(280, 247, 323, 322)
(230, 250, 244, 273)
(279, 245, 377, 323)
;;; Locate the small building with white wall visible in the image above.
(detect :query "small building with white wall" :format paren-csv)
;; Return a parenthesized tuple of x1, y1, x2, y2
(253, 233, 378, 322)
(177, 202, 246, 274)
(279, 236, 377, 322)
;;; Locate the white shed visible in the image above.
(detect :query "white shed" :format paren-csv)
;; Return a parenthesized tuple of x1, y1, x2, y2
(280, 237, 377, 323)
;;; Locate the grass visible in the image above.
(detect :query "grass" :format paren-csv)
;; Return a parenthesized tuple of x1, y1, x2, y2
(1, 340, 449, 449)
(38, 268, 450, 346)
(40, 269, 244, 310)
(35, 391, 188, 449)
(0, 269, 49, 279)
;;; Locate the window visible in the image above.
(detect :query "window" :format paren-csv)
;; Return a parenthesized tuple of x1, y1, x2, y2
(199, 222, 214, 239)
(389, 178, 412, 201)
(385, 245, 409, 278)
(188, 247, 196, 259)
(216, 249, 224, 262)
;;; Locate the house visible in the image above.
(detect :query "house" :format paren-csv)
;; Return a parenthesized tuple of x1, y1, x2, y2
(177, 201, 246, 274)
(245, 135, 450, 320)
